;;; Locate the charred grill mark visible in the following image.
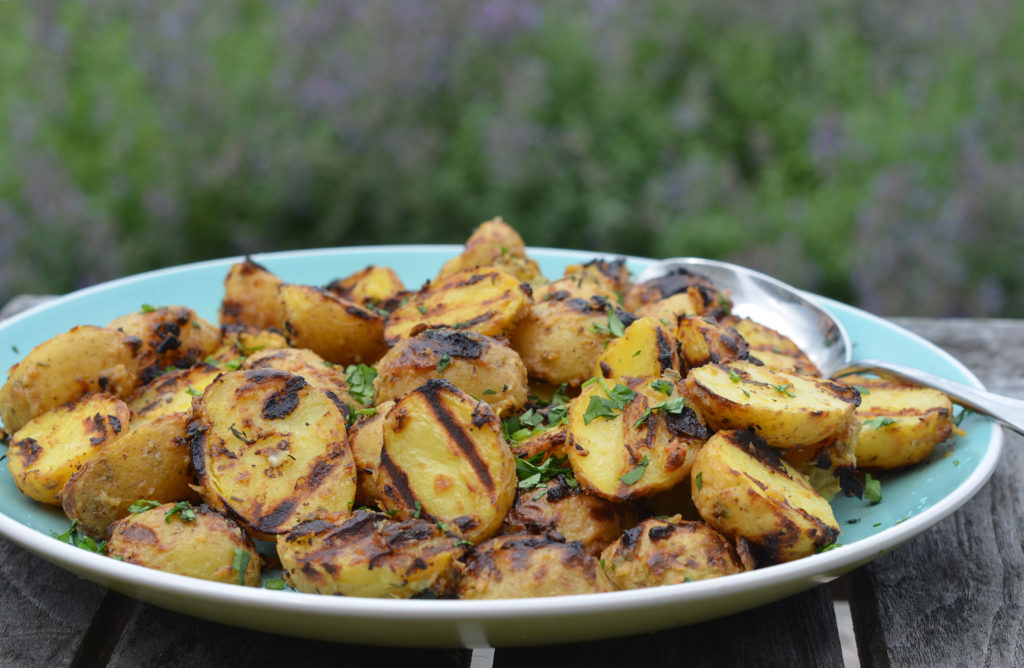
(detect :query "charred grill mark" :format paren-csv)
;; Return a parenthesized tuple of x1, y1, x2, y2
(457, 272, 496, 288)
(583, 258, 627, 280)
(14, 437, 41, 465)
(154, 322, 182, 354)
(324, 390, 351, 421)
(655, 330, 675, 371)
(470, 402, 492, 428)
(815, 450, 833, 470)
(86, 413, 109, 446)
(186, 420, 209, 477)
(120, 524, 159, 544)
(256, 498, 297, 533)
(648, 524, 676, 542)
(730, 430, 787, 474)
(666, 407, 709, 440)
(97, 376, 112, 393)
(344, 303, 377, 321)
(296, 455, 338, 493)
(420, 381, 495, 492)
(824, 380, 862, 407)
(545, 289, 571, 302)
(261, 375, 308, 419)
(838, 467, 864, 498)
(389, 521, 436, 546)
(452, 312, 495, 329)
(413, 330, 485, 359)
(452, 516, 479, 532)
(123, 335, 143, 354)
(379, 448, 421, 511)
(286, 519, 339, 540)
(139, 364, 163, 386)
(620, 525, 644, 549)
(221, 301, 243, 317)
(240, 257, 272, 274)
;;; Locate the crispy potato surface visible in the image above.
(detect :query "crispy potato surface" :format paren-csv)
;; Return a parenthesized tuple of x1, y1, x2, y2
(279, 283, 387, 365)
(594, 317, 679, 380)
(721, 316, 820, 376)
(242, 347, 357, 418)
(436, 217, 544, 285)
(127, 363, 222, 423)
(7, 394, 130, 505)
(348, 400, 394, 507)
(326, 265, 406, 310)
(108, 305, 220, 383)
(625, 268, 728, 316)
(106, 503, 261, 586)
(219, 258, 286, 331)
(675, 316, 749, 370)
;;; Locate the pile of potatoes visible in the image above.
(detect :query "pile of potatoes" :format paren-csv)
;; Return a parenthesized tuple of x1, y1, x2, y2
(0, 218, 961, 597)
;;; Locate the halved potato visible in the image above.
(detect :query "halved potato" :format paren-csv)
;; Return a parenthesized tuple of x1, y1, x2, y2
(210, 325, 290, 365)
(278, 510, 468, 598)
(242, 348, 356, 418)
(348, 400, 394, 507)
(691, 429, 839, 563)
(594, 317, 679, 380)
(279, 283, 387, 366)
(374, 329, 528, 417)
(436, 217, 545, 285)
(846, 374, 956, 470)
(127, 363, 222, 423)
(636, 288, 715, 328)
(108, 306, 220, 383)
(326, 265, 406, 312)
(61, 412, 198, 538)
(189, 368, 356, 539)
(721, 316, 820, 376)
(562, 258, 631, 298)
(625, 268, 728, 315)
(218, 258, 286, 331)
(0, 325, 141, 434)
(600, 516, 751, 589)
(384, 268, 533, 345)
(675, 316, 749, 370)
(377, 379, 516, 544)
(7, 393, 130, 505)
(566, 376, 708, 501)
(106, 503, 261, 586)
(456, 533, 612, 599)
(685, 360, 860, 449)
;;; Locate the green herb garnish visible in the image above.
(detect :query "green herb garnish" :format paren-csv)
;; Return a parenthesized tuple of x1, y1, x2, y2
(140, 303, 157, 313)
(437, 353, 452, 373)
(264, 578, 286, 590)
(515, 453, 577, 491)
(53, 520, 106, 553)
(128, 499, 161, 514)
(770, 383, 796, 398)
(229, 423, 255, 445)
(344, 363, 378, 406)
(864, 473, 883, 504)
(582, 379, 637, 425)
(186, 386, 202, 397)
(619, 456, 650, 485)
(864, 417, 897, 429)
(231, 548, 251, 585)
(591, 309, 626, 337)
(165, 501, 197, 523)
(695, 471, 703, 490)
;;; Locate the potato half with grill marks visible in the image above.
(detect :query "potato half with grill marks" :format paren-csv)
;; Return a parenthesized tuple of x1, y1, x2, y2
(456, 533, 612, 599)
(348, 400, 394, 508)
(219, 258, 286, 331)
(7, 393, 130, 505)
(691, 429, 839, 563)
(675, 316, 749, 371)
(279, 283, 387, 366)
(61, 412, 198, 538)
(127, 363, 222, 423)
(685, 361, 860, 449)
(436, 217, 545, 285)
(243, 348, 357, 419)
(374, 329, 528, 417)
(326, 265, 406, 312)
(721, 316, 820, 376)
(108, 306, 220, 384)
(501, 476, 640, 556)
(211, 325, 290, 365)
(566, 377, 708, 501)
(106, 503, 261, 586)
(510, 295, 635, 387)
(845, 374, 956, 470)
(384, 268, 533, 345)
(377, 379, 516, 544)
(563, 258, 631, 297)
(0, 325, 142, 434)
(594, 316, 679, 380)
(600, 516, 752, 589)
(278, 510, 468, 598)
(625, 268, 728, 316)
(189, 368, 356, 539)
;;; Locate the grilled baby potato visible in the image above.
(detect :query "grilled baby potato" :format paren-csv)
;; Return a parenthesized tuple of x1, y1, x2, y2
(510, 295, 635, 387)
(846, 374, 956, 470)
(189, 368, 357, 539)
(600, 517, 751, 589)
(685, 360, 860, 449)
(127, 363, 222, 423)
(219, 258, 286, 331)
(436, 216, 545, 285)
(593, 317, 679, 380)
(242, 348, 357, 418)
(377, 379, 516, 544)
(563, 258, 632, 298)
(636, 288, 716, 328)
(675, 316, 749, 371)
(374, 329, 528, 417)
(567, 376, 708, 501)
(278, 510, 468, 598)
(326, 265, 406, 312)
(348, 400, 394, 507)
(384, 268, 533, 345)
(108, 306, 220, 383)
(721, 316, 820, 376)
(624, 267, 728, 315)
(7, 394, 130, 505)
(211, 325, 290, 364)
(0, 325, 141, 434)
(501, 476, 640, 556)
(106, 503, 261, 586)
(456, 533, 612, 599)
(61, 412, 197, 538)
(279, 283, 387, 366)
(691, 430, 839, 563)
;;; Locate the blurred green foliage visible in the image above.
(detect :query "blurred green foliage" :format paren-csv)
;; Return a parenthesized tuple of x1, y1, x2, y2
(1, 1, 1022, 316)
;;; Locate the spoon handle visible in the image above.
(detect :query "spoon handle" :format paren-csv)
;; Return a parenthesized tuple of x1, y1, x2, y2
(834, 358, 1024, 436)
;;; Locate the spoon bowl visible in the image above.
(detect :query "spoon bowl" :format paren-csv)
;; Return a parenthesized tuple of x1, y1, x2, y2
(637, 257, 1024, 436)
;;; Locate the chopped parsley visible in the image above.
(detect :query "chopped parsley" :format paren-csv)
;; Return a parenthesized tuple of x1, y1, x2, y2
(128, 499, 161, 514)
(54, 520, 106, 553)
(482, 389, 496, 395)
(633, 395, 687, 429)
(817, 542, 841, 553)
(619, 456, 650, 485)
(591, 309, 626, 337)
(229, 423, 255, 445)
(864, 416, 897, 429)
(770, 383, 796, 398)
(864, 473, 883, 504)
(854, 385, 871, 395)
(582, 378, 637, 425)
(411, 501, 422, 519)
(650, 379, 674, 396)
(344, 364, 377, 406)
(417, 305, 428, 315)
(695, 471, 703, 490)
(140, 303, 157, 313)
(264, 578, 286, 590)
(728, 369, 742, 383)
(165, 501, 197, 523)
(515, 453, 577, 491)
(231, 548, 251, 585)
(10, 345, 18, 354)
(437, 353, 452, 373)
(186, 385, 202, 397)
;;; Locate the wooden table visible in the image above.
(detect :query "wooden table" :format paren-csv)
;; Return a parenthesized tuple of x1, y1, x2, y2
(1, 296, 1021, 667)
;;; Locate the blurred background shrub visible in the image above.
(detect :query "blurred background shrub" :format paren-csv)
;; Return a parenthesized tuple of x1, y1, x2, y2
(1, 0, 1022, 316)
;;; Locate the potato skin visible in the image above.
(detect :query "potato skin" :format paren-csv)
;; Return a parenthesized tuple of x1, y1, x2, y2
(625, 268, 728, 316)
(242, 347, 357, 418)
(347, 400, 394, 508)
(600, 517, 749, 589)
(721, 316, 820, 376)
(377, 379, 516, 544)
(691, 430, 839, 563)
(436, 217, 544, 285)
(326, 265, 406, 311)
(278, 510, 467, 598)
(279, 283, 387, 366)
(674, 316, 749, 371)
(127, 363, 222, 423)
(0, 325, 142, 434)
(61, 412, 198, 538)
(7, 394, 130, 505)
(501, 477, 640, 556)
(456, 533, 612, 599)
(374, 329, 528, 417)
(218, 258, 286, 331)
(189, 368, 357, 539)
(108, 306, 220, 384)
(106, 503, 261, 586)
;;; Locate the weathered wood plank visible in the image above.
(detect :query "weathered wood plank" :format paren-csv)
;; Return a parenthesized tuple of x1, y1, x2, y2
(494, 586, 844, 668)
(849, 318, 1024, 667)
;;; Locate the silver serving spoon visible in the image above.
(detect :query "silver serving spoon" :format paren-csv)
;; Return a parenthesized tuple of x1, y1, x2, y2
(637, 257, 1024, 436)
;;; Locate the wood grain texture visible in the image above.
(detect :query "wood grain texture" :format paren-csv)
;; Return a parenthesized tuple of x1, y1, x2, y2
(850, 318, 1024, 667)
(494, 586, 845, 668)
